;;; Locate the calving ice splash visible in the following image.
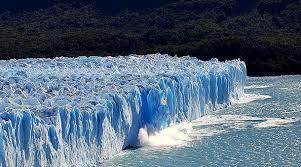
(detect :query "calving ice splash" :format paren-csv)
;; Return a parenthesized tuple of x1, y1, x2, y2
(0, 54, 246, 166)
(138, 114, 298, 149)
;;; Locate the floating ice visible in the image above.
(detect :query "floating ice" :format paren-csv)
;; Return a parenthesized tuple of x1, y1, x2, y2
(0, 54, 246, 166)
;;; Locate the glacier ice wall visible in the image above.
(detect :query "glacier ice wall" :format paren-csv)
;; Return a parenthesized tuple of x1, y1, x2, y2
(0, 54, 246, 166)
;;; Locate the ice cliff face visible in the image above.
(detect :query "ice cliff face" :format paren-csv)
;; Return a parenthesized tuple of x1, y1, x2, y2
(0, 54, 246, 166)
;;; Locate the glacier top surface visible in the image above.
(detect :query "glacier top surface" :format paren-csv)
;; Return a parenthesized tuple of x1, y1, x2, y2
(0, 54, 244, 116)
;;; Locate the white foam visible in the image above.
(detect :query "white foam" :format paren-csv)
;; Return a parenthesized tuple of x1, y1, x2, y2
(191, 115, 264, 126)
(193, 115, 297, 129)
(245, 84, 273, 89)
(232, 94, 272, 104)
(137, 123, 192, 147)
(137, 128, 149, 146)
(137, 115, 298, 148)
(254, 118, 295, 128)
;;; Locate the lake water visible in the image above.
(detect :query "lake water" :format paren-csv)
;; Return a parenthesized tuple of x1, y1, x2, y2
(102, 75, 301, 166)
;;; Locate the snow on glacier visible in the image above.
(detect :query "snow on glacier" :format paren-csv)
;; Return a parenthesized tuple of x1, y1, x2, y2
(0, 54, 246, 166)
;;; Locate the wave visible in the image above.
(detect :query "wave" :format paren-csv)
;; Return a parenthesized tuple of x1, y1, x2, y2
(231, 93, 272, 104)
(245, 84, 273, 89)
(136, 115, 298, 148)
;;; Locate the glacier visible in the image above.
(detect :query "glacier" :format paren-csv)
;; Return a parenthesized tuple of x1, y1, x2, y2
(0, 54, 246, 166)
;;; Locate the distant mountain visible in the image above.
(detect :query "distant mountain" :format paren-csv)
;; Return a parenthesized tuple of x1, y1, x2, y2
(1, 0, 282, 13)
(0, 0, 51, 12)
(0, 0, 300, 75)
(1, 0, 297, 15)
(0, 0, 92, 12)
(0, 0, 171, 13)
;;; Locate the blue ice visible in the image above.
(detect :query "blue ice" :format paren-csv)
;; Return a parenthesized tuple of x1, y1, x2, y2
(0, 54, 246, 166)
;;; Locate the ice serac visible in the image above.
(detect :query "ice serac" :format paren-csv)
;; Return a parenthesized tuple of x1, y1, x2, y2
(0, 54, 246, 166)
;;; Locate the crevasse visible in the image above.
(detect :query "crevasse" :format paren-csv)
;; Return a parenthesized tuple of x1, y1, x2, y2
(0, 54, 246, 166)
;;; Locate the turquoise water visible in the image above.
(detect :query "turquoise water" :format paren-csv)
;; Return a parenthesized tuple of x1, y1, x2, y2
(103, 76, 301, 166)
